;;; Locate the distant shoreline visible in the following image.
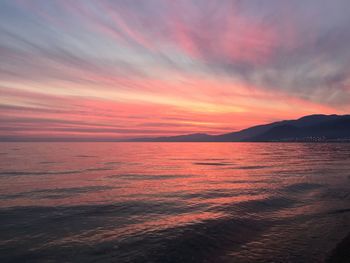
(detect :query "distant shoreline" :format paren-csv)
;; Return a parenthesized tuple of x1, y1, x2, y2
(1, 114, 350, 143)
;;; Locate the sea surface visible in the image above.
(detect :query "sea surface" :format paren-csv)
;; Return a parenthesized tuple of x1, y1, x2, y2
(0, 142, 350, 263)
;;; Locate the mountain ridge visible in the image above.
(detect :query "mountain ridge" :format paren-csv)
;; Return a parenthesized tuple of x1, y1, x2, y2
(130, 114, 350, 142)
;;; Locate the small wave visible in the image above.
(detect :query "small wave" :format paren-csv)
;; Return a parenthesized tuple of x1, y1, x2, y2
(103, 162, 121, 165)
(0, 202, 268, 262)
(283, 183, 323, 193)
(212, 196, 296, 215)
(0, 167, 114, 176)
(328, 208, 350, 215)
(0, 186, 115, 200)
(108, 174, 193, 180)
(224, 179, 280, 184)
(320, 188, 350, 200)
(130, 216, 271, 263)
(179, 190, 237, 200)
(39, 161, 60, 164)
(85, 167, 113, 172)
(233, 165, 269, 170)
(202, 158, 229, 161)
(0, 170, 81, 176)
(241, 196, 295, 211)
(193, 162, 234, 166)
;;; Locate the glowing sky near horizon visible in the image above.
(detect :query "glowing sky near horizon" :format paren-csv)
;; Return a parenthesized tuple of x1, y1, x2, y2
(1, 0, 350, 140)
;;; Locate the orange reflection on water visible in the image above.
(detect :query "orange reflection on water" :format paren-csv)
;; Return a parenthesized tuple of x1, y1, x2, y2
(1, 142, 350, 263)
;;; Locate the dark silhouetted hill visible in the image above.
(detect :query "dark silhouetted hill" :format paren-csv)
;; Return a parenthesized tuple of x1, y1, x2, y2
(131, 114, 350, 142)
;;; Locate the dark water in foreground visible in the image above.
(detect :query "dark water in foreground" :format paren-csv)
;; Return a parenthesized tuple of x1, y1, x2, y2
(0, 143, 350, 263)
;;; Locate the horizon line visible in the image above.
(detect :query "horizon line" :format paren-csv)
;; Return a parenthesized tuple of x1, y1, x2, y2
(1, 113, 349, 142)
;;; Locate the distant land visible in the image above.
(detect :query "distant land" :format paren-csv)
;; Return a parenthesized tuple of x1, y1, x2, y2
(1, 114, 350, 142)
(130, 114, 350, 142)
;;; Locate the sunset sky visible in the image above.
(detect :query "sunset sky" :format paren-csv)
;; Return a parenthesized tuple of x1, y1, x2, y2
(1, 0, 350, 140)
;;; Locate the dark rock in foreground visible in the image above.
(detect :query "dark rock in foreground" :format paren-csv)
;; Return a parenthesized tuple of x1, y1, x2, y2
(327, 232, 350, 263)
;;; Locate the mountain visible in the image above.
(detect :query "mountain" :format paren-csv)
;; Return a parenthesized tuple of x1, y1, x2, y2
(131, 114, 350, 142)
(250, 115, 350, 141)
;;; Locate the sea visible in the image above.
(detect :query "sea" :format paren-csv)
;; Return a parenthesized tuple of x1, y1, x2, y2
(0, 142, 349, 263)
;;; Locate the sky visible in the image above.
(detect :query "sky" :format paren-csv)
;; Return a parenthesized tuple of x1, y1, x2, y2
(1, 0, 350, 140)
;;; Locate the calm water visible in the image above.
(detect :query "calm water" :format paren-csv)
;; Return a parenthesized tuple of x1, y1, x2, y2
(0, 143, 350, 263)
